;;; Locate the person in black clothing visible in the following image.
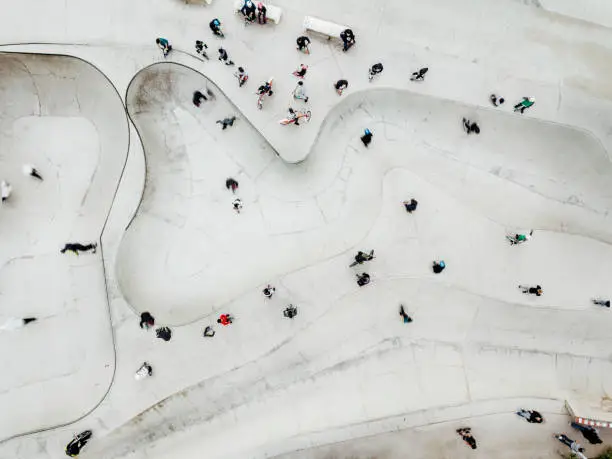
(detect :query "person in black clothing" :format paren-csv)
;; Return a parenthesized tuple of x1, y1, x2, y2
(403, 199, 418, 213)
(457, 428, 477, 449)
(203, 326, 216, 337)
(432, 260, 446, 273)
(296, 35, 311, 53)
(519, 284, 543, 296)
(225, 177, 239, 193)
(571, 422, 603, 444)
(60, 242, 97, 255)
(335, 79, 349, 95)
(156, 326, 172, 341)
(356, 272, 370, 286)
(369, 63, 383, 81)
(139, 312, 155, 329)
(340, 28, 355, 51)
(516, 409, 543, 423)
(361, 129, 373, 147)
(193, 90, 207, 107)
(463, 118, 480, 134)
(216, 116, 237, 129)
(410, 67, 428, 81)
(257, 2, 267, 23)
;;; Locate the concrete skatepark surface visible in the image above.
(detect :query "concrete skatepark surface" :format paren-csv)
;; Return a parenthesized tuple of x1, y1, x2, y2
(2, 0, 612, 458)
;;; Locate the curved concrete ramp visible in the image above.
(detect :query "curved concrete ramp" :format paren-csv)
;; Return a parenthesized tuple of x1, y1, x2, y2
(117, 63, 612, 325)
(0, 53, 128, 440)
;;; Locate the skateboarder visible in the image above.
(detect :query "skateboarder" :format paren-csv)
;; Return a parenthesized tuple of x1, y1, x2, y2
(361, 129, 373, 147)
(399, 305, 412, 323)
(60, 242, 97, 255)
(156, 326, 172, 341)
(23, 164, 43, 180)
(516, 409, 543, 423)
(519, 284, 542, 296)
(225, 178, 239, 193)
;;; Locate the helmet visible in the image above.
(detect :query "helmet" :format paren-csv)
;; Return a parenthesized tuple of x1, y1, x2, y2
(364, 129, 371, 136)
(213, 19, 220, 26)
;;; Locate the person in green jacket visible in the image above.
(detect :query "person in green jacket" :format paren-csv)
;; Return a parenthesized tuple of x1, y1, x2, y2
(514, 97, 535, 113)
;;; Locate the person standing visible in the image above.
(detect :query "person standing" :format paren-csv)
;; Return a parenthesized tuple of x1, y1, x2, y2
(335, 79, 349, 95)
(218, 48, 234, 65)
(356, 272, 370, 286)
(235, 67, 248, 87)
(263, 285, 276, 298)
(139, 312, 155, 329)
(340, 29, 355, 52)
(403, 199, 418, 213)
(368, 63, 383, 81)
(293, 81, 309, 102)
(225, 177, 239, 193)
(203, 326, 216, 337)
(296, 36, 311, 54)
(233, 198, 243, 213)
(360, 129, 373, 147)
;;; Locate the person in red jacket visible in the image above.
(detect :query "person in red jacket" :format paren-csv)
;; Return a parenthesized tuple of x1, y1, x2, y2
(217, 314, 233, 326)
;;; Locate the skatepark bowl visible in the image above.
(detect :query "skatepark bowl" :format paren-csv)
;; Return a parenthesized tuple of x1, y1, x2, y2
(0, 52, 128, 440)
(3, 52, 612, 459)
(117, 62, 612, 325)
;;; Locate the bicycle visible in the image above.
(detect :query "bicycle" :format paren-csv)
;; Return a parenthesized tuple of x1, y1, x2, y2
(279, 110, 311, 125)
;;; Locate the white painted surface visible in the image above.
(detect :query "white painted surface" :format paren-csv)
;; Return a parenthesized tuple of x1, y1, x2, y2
(1, 0, 612, 458)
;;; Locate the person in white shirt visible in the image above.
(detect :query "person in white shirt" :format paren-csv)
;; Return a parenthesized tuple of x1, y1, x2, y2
(293, 81, 308, 102)
(1, 180, 12, 201)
